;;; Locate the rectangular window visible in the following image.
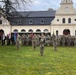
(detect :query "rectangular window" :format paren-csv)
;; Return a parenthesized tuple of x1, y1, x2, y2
(29, 19, 33, 24)
(18, 19, 21, 24)
(40, 19, 44, 24)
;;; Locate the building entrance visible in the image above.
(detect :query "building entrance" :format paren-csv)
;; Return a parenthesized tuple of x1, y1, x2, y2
(63, 29, 70, 35)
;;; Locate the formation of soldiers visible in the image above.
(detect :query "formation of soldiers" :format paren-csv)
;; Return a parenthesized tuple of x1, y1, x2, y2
(0, 33, 76, 46)
(1, 33, 76, 55)
(0, 33, 76, 47)
(39, 33, 45, 56)
(57, 35, 76, 47)
(16, 34, 21, 50)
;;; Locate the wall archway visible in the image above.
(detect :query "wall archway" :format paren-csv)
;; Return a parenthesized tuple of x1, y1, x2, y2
(21, 29, 26, 32)
(63, 29, 70, 35)
(28, 29, 33, 33)
(13, 29, 18, 33)
(44, 29, 49, 33)
(36, 29, 41, 32)
(0, 29, 4, 36)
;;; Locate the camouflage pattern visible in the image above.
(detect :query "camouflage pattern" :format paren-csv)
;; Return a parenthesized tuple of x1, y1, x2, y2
(32, 34, 37, 50)
(45, 35, 51, 46)
(61, 35, 65, 46)
(0, 39, 1, 45)
(36, 34, 40, 46)
(1, 32, 76, 47)
(67, 35, 71, 46)
(21, 34, 27, 46)
(0, 36, 1, 45)
(74, 36, 76, 47)
(52, 33, 58, 51)
(40, 33, 45, 56)
(16, 34, 21, 50)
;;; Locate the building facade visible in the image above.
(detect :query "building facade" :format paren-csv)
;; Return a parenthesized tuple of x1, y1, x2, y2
(51, 0, 76, 36)
(0, 0, 76, 36)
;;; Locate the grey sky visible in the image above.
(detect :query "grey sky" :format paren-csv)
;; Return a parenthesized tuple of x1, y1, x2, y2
(0, 0, 76, 11)
(26, 0, 76, 11)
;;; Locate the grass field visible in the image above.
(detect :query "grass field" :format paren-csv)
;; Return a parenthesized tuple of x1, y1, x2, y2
(0, 46, 76, 75)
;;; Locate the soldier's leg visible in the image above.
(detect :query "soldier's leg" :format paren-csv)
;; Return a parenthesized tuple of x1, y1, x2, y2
(0, 40, 1, 45)
(17, 42, 20, 49)
(34, 44, 36, 50)
(40, 47, 44, 56)
(55, 45, 57, 51)
(18, 41, 20, 49)
(16, 41, 19, 50)
(34, 42, 37, 50)
(32, 42, 36, 50)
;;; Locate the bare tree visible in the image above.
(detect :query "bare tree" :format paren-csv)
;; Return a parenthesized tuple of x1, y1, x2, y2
(0, 0, 34, 18)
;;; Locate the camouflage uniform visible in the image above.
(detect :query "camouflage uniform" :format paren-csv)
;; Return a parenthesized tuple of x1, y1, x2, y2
(52, 34, 58, 51)
(74, 36, 76, 47)
(0, 35, 1, 45)
(16, 34, 21, 50)
(26, 35, 29, 45)
(62, 35, 65, 46)
(36, 34, 40, 46)
(45, 35, 51, 46)
(21, 34, 25, 46)
(40, 34, 45, 56)
(32, 34, 37, 50)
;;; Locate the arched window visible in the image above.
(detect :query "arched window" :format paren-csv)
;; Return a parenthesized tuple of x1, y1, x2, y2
(0, 29, 4, 36)
(44, 29, 49, 33)
(36, 29, 41, 32)
(62, 18, 65, 23)
(56, 30, 58, 36)
(21, 29, 26, 32)
(28, 29, 33, 33)
(68, 18, 71, 23)
(63, 29, 70, 35)
(13, 29, 18, 33)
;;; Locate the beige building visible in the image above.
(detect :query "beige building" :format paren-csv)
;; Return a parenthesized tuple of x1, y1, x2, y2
(51, 0, 76, 36)
(0, 0, 76, 36)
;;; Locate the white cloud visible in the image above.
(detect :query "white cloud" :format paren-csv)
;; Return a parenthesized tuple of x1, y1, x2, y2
(26, 0, 76, 11)
(33, 0, 41, 5)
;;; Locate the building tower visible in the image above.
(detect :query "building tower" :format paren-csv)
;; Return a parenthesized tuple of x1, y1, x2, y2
(51, 0, 76, 36)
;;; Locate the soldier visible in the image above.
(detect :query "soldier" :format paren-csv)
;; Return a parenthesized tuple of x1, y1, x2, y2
(24, 34, 27, 46)
(6, 34, 11, 45)
(40, 33, 45, 56)
(52, 34, 58, 51)
(28, 34, 32, 45)
(11, 34, 14, 45)
(70, 36, 74, 46)
(26, 34, 29, 46)
(0, 35, 1, 45)
(67, 35, 71, 46)
(32, 34, 37, 50)
(74, 36, 76, 47)
(14, 33, 17, 45)
(62, 35, 65, 46)
(21, 34, 25, 46)
(45, 34, 51, 46)
(36, 34, 40, 46)
(16, 34, 21, 50)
